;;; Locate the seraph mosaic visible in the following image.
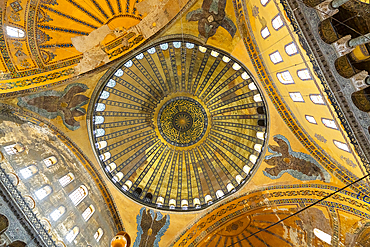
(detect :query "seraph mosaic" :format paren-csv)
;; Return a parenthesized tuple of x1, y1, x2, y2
(186, 0, 237, 40)
(133, 208, 170, 247)
(18, 83, 89, 131)
(263, 134, 331, 182)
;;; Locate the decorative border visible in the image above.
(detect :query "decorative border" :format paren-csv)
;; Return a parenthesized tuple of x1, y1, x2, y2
(281, 0, 370, 171)
(0, 166, 56, 246)
(0, 103, 124, 232)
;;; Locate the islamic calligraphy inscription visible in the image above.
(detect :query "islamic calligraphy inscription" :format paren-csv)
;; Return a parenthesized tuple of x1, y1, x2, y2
(158, 97, 207, 147)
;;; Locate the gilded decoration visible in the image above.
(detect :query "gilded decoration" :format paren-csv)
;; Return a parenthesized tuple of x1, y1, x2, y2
(157, 97, 208, 147)
(18, 83, 89, 130)
(90, 39, 268, 211)
(264, 134, 331, 182)
(186, 0, 237, 41)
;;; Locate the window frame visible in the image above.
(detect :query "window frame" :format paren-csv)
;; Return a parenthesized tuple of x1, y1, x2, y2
(321, 118, 338, 130)
(297, 69, 312, 81)
(271, 14, 284, 31)
(309, 94, 325, 105)
(261, 26, 271, 39)
(69, 185, 88, 206)
(276, 70, 295, 84)
(289, 92, 305, 102)
(284, 42, 298, 56)
(261, 0, 270, 6)
(269, 50, 283, 64)
(333, 140, 350, 153)
(82, 205, 95, 221)
(305, 115, 317, 124)
(6, 26, 25, 39)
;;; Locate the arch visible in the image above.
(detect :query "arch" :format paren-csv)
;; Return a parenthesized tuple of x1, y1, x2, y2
(352, 86, 370, 112)
(50, 206, 66, 221)
(59, 173, 75, 187)
(66, 226, 79, 243)
(285, 42, 298, 56)
(82, 205, 95, 221)
(276, 71, 294, 84)
(35, 185, 53, 200)
(69, 185, 88, 206)
(43, 156, 58, 168)
(0, 214, 9, 235)
(271, 14, 284, 30)
(4, 143, 25, 155)
(5, 26, 25, 38)
(133, 187, 142, 197)
(94, 228, 104, 242)
(144, 193, 153, 203)
(19, 165, 38, 179)
(261, 27, 270, 39)
(8, 241, 26, 247)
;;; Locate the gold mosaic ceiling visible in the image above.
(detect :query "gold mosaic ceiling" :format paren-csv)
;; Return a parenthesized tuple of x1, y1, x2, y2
(90, 39, 268, 210)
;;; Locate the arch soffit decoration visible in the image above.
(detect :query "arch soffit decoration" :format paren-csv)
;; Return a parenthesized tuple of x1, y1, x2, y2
(0, 103, 124, 232)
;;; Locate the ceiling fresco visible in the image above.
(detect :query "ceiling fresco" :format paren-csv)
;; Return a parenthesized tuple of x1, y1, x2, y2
(0, 0, 370, 245)
(0, 0, 195, 95)
(89, 39, 268, 211)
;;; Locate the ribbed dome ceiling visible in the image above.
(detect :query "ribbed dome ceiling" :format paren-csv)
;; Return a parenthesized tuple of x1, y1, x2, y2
(90, 39, 268, 211)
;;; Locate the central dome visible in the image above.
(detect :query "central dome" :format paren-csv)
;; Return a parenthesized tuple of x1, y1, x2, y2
(156, 96, 208, 147)
(90, 39, 268, 211)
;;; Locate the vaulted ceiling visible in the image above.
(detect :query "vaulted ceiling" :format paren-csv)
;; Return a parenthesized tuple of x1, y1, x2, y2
(1, 0, 370, 246)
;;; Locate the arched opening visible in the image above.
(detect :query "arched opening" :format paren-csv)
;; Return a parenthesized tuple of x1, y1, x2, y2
(144, 193, 153, 203)
(133, 187, 142, 197)
(352, 87, 370, 112)
(0, 214, 9, 235)
(8, 241, 26, 247)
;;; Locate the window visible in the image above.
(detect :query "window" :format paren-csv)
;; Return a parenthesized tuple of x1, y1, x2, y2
(35, 185, 53, 200)
(333, 140, 350, 152)
(43, 156, 57, 168)
(50, 206, 66, 221)
(261, 27, 270, 39)
(216, 190, 224, 199)
(95, 141, 107, 150)
(272, 15, 284, 30)
(6, 26, 25, 38)
(289, 92, 304, 102)
(69, 185, 88, 206)
(305, 115, 317, 124)
(59, 173, 75, 187)
(94, 128, 105, 137)
(99, 152, 111, 161)
(322, 118, 338, 129)
(4, 143, 24, 155)
(269, 51, 283, 64)
(82, 205, 95, 221)
(100, 91, 110, 99)
(94, 228, 103, 242)
(277, 71, 294, 84)
(314, 228, 331, 245)
(94, 116, 105, 124)
(285, 42, 298, 56)
(261, 0, 270, 6)
(96, 103, 105, 112)
(310, 94, 325, 105)
(19, 165, 38, 179)
(105, 162, 117, 173)
(297, 69, 312, 80)
(66, 226, 79, 243)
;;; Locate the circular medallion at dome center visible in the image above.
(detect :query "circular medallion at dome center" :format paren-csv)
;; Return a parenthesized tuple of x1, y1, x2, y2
(158, 97, 207, 147)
